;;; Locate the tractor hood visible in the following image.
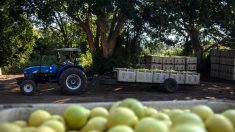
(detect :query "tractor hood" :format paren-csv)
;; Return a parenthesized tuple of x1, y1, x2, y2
(24, 66, 50, 74)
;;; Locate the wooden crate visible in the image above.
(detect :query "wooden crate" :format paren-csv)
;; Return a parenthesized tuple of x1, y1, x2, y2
(136, 69, 153, 83)
(185, 73, 200, 85)
(211, 64, 220, 71)
(152, 71, 170, 83)
(210, 56, 220, 64)
(117, 69, 136, 82)
(174, 65, 185, 71)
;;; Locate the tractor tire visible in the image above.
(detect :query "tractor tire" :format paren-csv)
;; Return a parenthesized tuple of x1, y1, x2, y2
(59, 68, 87, 95)
(163, 78, 178, 93)
(20, 80, 36, 95)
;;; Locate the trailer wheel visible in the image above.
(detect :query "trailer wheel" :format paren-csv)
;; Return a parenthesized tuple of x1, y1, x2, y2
(20, 80, 36, 95)
(163, 78, 178, 93)
(59, 68, 87, 95)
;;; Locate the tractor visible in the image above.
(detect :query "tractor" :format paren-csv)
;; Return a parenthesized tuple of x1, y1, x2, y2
(17, 48, 87, 95)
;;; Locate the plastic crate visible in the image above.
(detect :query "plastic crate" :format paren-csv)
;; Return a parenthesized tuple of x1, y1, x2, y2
(162, 57, 174, 64)
(185, 73, 200, 85)
(153, 56, 163, 64)
(186, 64, 197, 71)
(149, 64, 162, 70)
(174, 65, 185, 71)
(174, 57, 185, 64)
(117, 69, 136, 82)
(186, 57, 197, 64)
(170, 72, 185, 84)
(136, 70, 153, 83)
(162, 64, 174, 70)
(152, 71, 170, 83)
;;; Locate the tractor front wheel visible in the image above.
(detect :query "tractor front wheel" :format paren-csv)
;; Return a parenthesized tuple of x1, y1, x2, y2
(59, 68, 87, 95)
(20, 80, 37, 95)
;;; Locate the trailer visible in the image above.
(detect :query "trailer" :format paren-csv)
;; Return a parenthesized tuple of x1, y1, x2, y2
(99, 68, 200, 93)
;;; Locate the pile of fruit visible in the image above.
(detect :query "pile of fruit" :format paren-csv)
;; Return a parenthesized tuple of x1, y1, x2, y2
(0, 98, 235, 132)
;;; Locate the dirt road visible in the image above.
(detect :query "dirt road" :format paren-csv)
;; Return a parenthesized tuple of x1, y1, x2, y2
(0, 75, 234, 104)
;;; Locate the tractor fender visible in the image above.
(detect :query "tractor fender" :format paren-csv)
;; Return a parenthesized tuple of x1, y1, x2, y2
(56, 65, 84, 81)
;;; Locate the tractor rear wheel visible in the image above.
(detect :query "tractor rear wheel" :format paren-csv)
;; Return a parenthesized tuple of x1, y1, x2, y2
(59, 68, 87, 95)
(20, 80, 36, 95)
(163, 78, 178, 93)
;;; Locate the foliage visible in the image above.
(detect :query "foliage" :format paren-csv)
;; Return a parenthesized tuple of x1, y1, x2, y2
(0, 0, 36, 67)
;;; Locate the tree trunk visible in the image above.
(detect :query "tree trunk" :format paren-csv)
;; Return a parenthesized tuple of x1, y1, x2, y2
(188, 28, 203, 71)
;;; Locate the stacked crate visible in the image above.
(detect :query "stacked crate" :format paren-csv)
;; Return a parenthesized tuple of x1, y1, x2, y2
(186, 57, 197, 72)
(211, 49, 235, 80)
(138, 56, 197, 72)
(174, 57, 185, 71)
(145, 56, 163, 70)
(115, 68, 200, 85)
(162, 57, 174, 70)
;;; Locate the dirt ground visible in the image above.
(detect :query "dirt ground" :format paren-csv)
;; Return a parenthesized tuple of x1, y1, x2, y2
(0, 74, 234, 104)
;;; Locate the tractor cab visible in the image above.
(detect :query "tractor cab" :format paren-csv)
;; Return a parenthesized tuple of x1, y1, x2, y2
(18, 48, 87, 95)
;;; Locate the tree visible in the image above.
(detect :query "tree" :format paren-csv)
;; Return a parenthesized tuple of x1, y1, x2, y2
(146, 0, 235, 69)
(0, 0, 35, 67)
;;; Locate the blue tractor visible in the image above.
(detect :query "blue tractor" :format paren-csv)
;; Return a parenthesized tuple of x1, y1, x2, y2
(17, 48, 87, 95)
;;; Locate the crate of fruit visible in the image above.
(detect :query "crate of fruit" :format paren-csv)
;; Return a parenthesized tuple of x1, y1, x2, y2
(169, 72, 185, 84)
(162, 64, 174, 70)
(185, 73, 200, 85)
(174, 65, 185, 71)
(152, 71, 170, 83)
(117, 68, 136, 82)
(186, 57, 197, 64)
(148, 64, 162, 70)
(153, 56, 163, 64)
(186, 64, 197, 71)
(174, 56, 185, 64)
(136, 69, 153, 83)
(162, 57, 174, 64)
(0, 99, 235, 132)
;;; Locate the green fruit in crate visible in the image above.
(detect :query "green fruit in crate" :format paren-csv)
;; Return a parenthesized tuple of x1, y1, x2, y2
(108, 125, 134, 132)
(42, 120, 65, 132)
(144, 107, 158, 117)
(22, 127, 36, 132)
(171, 124, 206, 132)
(47, 115, 65, 125)
(109, 101, 121, 113)
(28, 110, 51, 127)
(223, 109, 235, 128)
(0, 123, 22, 132)
(172, 112, 204, 127)
(90, 107, 109, 118)
(191, 105, 214, 121)
(153, 112, 172, 127)
(119, 98, 145, 119)
(13, 120, 27, 128)
(35, 126, 56, 132)
(135, 117, 168, 132)
(167, 109, 184, 123)
(107, 107, 138, 128)
(81, 117, 107, 132)
(206, 114, 234, 132)
(64, 105, 90, 130)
